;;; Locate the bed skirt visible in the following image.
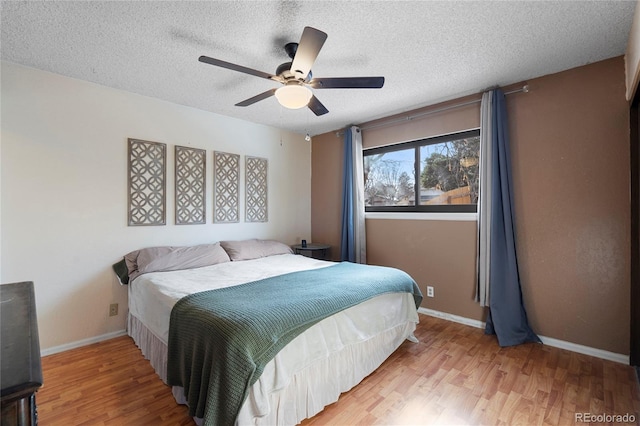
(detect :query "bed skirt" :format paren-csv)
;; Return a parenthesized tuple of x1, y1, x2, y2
(128, 298, 417, 425)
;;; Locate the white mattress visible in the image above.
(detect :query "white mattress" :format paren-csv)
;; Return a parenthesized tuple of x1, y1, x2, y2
(128, 254, 419, 425)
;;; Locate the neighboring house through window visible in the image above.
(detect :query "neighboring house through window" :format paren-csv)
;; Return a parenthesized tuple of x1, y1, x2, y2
(364, 129, 480, 213)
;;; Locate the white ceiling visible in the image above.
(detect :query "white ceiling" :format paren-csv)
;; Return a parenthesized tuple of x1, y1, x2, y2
(1, 1, 635, 136)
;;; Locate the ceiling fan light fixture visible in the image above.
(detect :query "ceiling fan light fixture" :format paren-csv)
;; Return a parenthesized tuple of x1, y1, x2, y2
(275, 83, 312, 109)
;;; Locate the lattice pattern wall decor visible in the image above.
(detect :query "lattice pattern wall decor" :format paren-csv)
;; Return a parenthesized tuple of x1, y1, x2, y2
(245, 156, 268, 223)
(175, 146, 206, 225)
(213, 151, 240, 223)
(128, 138, 166, 226)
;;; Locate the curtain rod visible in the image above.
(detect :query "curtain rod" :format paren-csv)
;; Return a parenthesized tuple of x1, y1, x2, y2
(337, 84, 529, 136)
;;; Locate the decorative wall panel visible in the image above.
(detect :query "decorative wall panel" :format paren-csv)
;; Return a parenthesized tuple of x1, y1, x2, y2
(245, 156, 268, 223)
(213, 151, 240, 223)
(128, 138, 166, 226)
(175, 145, 206, 225)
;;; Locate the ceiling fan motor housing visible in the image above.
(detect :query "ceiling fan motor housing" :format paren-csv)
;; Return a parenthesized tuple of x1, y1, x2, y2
(276, 61, 313, 82)
(276, 61, 293, 78)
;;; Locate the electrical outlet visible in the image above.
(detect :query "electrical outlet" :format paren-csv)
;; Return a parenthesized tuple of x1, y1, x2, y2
(109, 303, 118, 317)
(427, 286, 434, 298)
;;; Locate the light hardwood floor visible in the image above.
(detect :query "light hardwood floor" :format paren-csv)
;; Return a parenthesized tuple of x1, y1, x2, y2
(38, 315, 640, 425)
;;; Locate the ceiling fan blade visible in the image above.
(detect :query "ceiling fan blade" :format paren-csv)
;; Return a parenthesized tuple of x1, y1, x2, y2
(290, 27, 327, 81)
(310, 76, 385, 89)
(235, 88, 277, 107)
(308, 95, 329, 116)
(199, 55, 278, 81)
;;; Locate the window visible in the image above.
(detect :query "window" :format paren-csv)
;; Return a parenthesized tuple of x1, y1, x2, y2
(364, 129, 480, 213)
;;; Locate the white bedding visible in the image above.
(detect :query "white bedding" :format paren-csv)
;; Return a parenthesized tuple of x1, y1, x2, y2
(127, 254, 419, 425)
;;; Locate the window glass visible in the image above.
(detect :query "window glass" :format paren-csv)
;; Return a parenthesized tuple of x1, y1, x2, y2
(364, 148, 415, 206)
(419, 136, 480, 206)
(364, 129, 480, 213)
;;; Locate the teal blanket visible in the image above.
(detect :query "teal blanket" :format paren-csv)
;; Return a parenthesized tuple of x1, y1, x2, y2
(166, 262, 422, 425)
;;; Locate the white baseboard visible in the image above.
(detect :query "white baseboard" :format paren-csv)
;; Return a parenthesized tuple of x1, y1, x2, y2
(537, 335, 629, 365)
(418, 307, 485, 329)
(40, 329, 127, 357)
(417, 307, 629, 365)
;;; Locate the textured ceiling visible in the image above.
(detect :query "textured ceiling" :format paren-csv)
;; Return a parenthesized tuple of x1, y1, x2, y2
(1, 1, 635, 136)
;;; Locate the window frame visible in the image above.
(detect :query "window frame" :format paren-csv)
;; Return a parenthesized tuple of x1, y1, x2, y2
(364, 128, 480, 213)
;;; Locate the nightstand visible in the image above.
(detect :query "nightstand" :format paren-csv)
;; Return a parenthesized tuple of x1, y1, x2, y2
(292, 243, 331, 260)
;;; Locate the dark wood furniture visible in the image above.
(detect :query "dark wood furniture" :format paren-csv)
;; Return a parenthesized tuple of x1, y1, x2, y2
(1, 282, 42, 425)
(292, 243, 331, 260)
(631, 89, 639, 368)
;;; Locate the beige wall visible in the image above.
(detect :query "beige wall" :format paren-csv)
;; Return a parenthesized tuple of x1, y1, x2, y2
(1, 62, 312, 353)
(311, 56, 630, 355)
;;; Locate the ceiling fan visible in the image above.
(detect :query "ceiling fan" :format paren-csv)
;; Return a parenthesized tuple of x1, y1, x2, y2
(198, 26, 385, 116)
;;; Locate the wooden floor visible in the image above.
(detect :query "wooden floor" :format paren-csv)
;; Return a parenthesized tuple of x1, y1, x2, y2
(38, 315, 640, 425)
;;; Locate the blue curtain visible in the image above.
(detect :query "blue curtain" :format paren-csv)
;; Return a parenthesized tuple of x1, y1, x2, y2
(481, 89, 540, 347)
(340, 126, 366, 263)
(341, 127, 355, 261)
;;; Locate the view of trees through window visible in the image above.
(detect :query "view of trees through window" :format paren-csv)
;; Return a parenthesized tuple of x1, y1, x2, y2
(364, 130, 480, 212)
(364, 148, 415, 206)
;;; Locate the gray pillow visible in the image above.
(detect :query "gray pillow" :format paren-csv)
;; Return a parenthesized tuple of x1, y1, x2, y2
(124, 243, 231, 282)
(220, 239, 293, 261)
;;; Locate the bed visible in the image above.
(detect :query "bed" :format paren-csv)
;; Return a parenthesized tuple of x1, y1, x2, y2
(117, 239, 422, 425)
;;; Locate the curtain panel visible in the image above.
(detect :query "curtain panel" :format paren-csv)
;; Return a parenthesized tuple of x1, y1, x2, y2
(477, 89, 540, 347)
(340, 126, 367, 263)
(477, 91, 493, 307)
